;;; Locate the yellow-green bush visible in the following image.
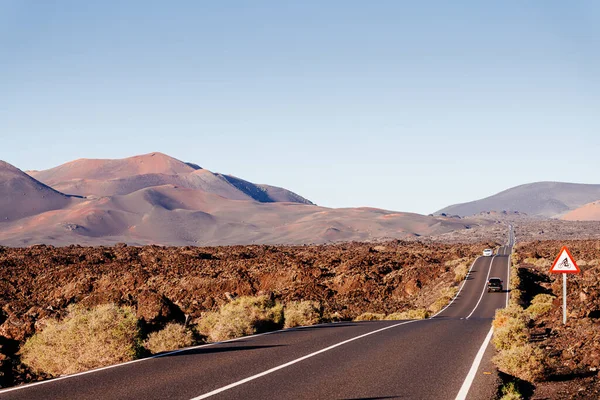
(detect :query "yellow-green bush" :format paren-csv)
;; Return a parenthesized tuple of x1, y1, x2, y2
(385, 309, 429, 320)
(20, 304, 141, 376)
(526, 303, 553, 318)
(143, 323, 195, 354)
(530, 294, 555, 305)
(354, 312, 385, 321)
(492, 305, 529, 350)
(526, 293, 555, 318)
(428, 286, 458, 314)
(493, 343, 546, 382)
(500, 381, 522, 400)
(197, 296, 284, 342)
(454, 263, 469, 282)
(284, 301, 321, 328)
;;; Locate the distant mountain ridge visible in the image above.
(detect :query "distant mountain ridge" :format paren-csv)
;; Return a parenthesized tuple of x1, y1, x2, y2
(28, 152, 314, 205)
(435, 182, 600, 218)
(1, 154, 488, 246)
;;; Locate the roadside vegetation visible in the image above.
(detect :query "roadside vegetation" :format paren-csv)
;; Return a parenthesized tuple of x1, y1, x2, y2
(143, 323, 195, 354)
(385, 309, 429, 320)
(20, 304, 142, 377)
(197, 295, 284, 342)
(283, 300, 322, 328)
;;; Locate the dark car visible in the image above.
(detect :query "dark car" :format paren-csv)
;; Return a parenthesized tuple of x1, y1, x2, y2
(487, 277, 503, 292)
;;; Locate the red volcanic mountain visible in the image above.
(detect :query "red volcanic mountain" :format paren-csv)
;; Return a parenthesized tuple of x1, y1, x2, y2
(28, 152, 313, 204)
(1, 153, 485, 246)
(0, 160, 77, 222)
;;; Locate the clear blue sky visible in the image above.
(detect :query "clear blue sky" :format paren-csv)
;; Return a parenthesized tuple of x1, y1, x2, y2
(2, 1, 599, 214)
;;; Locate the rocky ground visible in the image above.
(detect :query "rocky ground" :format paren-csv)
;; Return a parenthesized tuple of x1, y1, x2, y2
(512, 240, 600, 399)
(0, 240, 490, 388)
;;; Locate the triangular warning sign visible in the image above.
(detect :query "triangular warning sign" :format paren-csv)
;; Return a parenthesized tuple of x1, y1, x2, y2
(550, 246, 580, 274)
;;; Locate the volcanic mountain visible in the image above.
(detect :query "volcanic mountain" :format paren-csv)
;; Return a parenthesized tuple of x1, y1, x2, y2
(0, 160, 77, 222)
(435, 182, 600, 218)
(28, 152, 313, 204)
(1, 153, 489, 246)
(562, 201, 600, 221)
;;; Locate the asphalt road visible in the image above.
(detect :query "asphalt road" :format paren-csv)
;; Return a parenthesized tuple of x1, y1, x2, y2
(0, 229, 514, 400)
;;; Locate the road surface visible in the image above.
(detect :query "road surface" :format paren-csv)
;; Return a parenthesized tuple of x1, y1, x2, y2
(0, 229, 514, 400)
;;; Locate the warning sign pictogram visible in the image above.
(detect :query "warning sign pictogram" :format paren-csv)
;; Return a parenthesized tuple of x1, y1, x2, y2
(549, 246, 580, 274)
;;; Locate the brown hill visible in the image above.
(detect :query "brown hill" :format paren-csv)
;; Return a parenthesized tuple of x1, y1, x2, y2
(0, 182, 486, 247)
(29, 152, 313, 205)
(436, 182, 600, 218)
(561, 201, 600, 221)
(28, 152, 196, 184)
(0, 160, 76, 222)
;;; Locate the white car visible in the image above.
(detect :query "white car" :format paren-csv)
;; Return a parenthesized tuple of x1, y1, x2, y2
(483, 249, 493, 257)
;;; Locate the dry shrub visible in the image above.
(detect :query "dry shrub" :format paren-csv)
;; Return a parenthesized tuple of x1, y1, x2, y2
(530, 294, 555, 305)
(493, 343, 546, 382)
(354, 312, 385, 321)
(428, 286, 458, 314)
(526, 294, 555, 318)
(385, 309, 429, 320)
(454, 263, 469, 282)
(197, 296, 284, 342)
(20, 304, 141, 376)
(284, 301, 321, 328)
(144, 323, 195, 354)
(492, 306, 529, 350)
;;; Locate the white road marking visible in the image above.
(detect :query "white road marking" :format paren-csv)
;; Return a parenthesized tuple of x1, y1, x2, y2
(465, 255, 496, 319)
(189, 319, 420, 400)
(431, 256, 481, 318)
(506, 247, 511, 307)
(454, 326, 494, 400)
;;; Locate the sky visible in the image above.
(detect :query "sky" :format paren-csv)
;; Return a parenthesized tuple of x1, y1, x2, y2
(2, 1, 599, 214)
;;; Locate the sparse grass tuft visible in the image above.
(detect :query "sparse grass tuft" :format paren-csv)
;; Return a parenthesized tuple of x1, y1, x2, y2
(20, 304, 141, 376)
(500, 381, 523, 400)
(354, 312, 385, 321)
(284, 301, 322, 328)
(197, 295, 284, 342)
(385, 309, 429, 320)
(143, 323, 195, 354)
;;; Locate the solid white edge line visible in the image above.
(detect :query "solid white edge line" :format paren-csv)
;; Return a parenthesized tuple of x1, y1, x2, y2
(465, 255, 496, 319)
(454, 326, 494, 400)
(189, 320, 420, 400)
(506, 245, 511, 307)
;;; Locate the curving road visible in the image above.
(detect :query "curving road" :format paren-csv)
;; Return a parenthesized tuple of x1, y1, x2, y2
(0, 228, 514, 400)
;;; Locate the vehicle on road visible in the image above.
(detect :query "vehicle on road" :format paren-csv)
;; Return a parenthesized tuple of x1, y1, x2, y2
(483, 249, 493, 257)
(487, 277, 503, 292)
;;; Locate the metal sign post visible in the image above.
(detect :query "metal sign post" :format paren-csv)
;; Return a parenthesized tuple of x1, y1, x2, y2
(562, 273, 567, 325)
(549, 246, 580, 325)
